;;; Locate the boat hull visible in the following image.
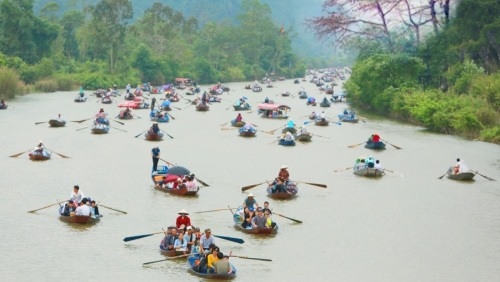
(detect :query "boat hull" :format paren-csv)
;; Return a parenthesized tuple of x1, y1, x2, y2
(231, 120, 245, 127)
(295, 133, 312, 141)
(59, 215, 100, 224)
(364, 142, 386, 150)
(29, 153, 51, 161)
(282, 127, 297, 134)
(353, 168, 384, 177)
(74, 97, 87, 102)
(154, 183, 199, 196)
(233, 105, 250, 111)
(320, 102, 331, 107)
(48, 120, 66, 127)
(145, 132, 164, 141)
(187, 253, 236, 279)
(338, 115, 359, 123)
(314, 119, 329, 126)
(447, 171, 476, 180)
(266, 182, 298, 199)
(91, 126, 110, 134)
(238, 129, 256, 137)
(196, 104, 209, 111)
(278, 139, 295, 146)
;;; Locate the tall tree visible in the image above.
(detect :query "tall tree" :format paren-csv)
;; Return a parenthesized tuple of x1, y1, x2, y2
(87, 0, 133, 74)
(61, 10, 85, 59)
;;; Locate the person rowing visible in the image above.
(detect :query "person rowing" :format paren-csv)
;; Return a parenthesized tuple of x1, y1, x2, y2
(451, 158, 469, 174)
(282, 131, 294, 142)
(242, 122, 255, 132)
(122, 107, 131, 117)
(235, 113, 242, 123)
(286, 119, 295, 130)
(33, 140, 45, 155)
(176, 209, 192, 230)
(149, 123, 160, 134)
(79, 87, 85, 97)
(278, 165, 290, 184)
(71, 185, 85, 204)
(243, 193, 259, 211)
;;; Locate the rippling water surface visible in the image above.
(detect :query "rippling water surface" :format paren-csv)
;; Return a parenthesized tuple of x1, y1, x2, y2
(0, 78, 499, 281)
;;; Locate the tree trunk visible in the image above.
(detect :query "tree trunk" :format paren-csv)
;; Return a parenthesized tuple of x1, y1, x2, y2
(429, 0, 439, 33)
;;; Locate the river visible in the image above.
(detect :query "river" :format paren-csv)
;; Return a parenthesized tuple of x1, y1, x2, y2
(0, 78, 499, 281)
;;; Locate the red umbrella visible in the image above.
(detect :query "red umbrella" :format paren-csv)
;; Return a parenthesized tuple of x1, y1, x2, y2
(163, 174, 182, 183)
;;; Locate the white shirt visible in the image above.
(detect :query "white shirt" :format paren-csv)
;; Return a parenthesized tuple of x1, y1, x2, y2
(300, 128, 307, 134)
(71, 191, 84, 202)
(75, 205, 91, 216)
(284, 134, 294, 141)
(374, 163, 382, 170)
(320, 113, 326, 118)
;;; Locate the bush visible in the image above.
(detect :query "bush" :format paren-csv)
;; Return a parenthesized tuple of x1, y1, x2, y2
(480, 126, 500, 143)
(55, 74, 76, 91)
(34, 79, 58, 92)
(0, 67, 29, 99)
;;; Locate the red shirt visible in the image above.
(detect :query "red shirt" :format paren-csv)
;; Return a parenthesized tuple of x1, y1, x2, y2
(278, 169, 289, 180)
(373, 135, 380, 142)
(236, 115, 242, 122)
(176, 216, 191, 228)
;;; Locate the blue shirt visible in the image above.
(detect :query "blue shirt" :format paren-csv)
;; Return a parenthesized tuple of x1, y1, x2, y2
(152, 148, 160, 157)
(244, 198, 257, 208)
(287, 121, 295, 128)
(174, 238, 187, 250)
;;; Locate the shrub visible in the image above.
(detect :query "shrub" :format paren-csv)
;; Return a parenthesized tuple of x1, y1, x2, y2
(55, 75, 76, 91)
(34, 79, 58, 92)
(480, 126, 500, 143)
(0, 67, 29, 99)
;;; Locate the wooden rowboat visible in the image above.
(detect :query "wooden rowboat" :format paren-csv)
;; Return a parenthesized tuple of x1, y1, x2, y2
(29, 152, 51, 161)
(299, 92, 308, 99)
(306, 102, 317, 106)
(266, 181, 298, 199)
(447, 169, 476, 180)
(278, 139, 295, 146)
(231, 120, 245, 127)
(314, 118, 329, 126)
(160, 245, 190, 258)
(353, 167, 384, 177)
(320, 101, 331, 107)
(59, 215, 100, 224)
(48, 119, 66, 127)
(187, 253, 237, 279)
(281, 92, 290, 97)
(74, 97, 87, 102)
(295, 132, 312, 142)
(338, 114, 359, 123)
(91, 125, 110, 134)
(233, 105, 251, 111)
(282, 127, 297, 134)
(101, 98, 112, 104)
(238, 128, 256, 137)
(364, 141, 386, 150)
(233, 206, 278, 234)
(117, 111, 133, 119)
(153, 184, 199, 196)
(196, 104, 209, 111)
(145, 132, 164, 141)
(0, 104, 8, 109)
(309, 114, 316, 120)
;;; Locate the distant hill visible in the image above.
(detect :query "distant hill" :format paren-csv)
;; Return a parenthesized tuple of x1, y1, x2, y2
(33, 0, 332, 57)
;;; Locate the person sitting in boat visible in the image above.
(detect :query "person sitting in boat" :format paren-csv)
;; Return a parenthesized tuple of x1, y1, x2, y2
(322, 97, 329, 104)
(174, 233, 187, 251)
(262, 201, 272, 215)
(264, 210, 276, 229)
(354, 158, 366, 171)
(71, 185, 85, 204)
(374, 160, 383, 170)
(214, 252, 232, 274)
(33, 140, 45, 155)
(162, 228, 179, 251)
(55, 114, 63, 121)
(243, 122, 255, 132)
(243, 193, 259, 211)
(252, 208, 269, 229)
(349, 110, 355, 119)
(90, 200, 100, 218)
(150, 123, 160, 134)
(206, 246, 220, 273)
(367, 134, 374, 143)
(373, 133, 380, 143)
(264, 97, 269, 103)
(282, 89, 288, 95)
(307, 97, 316, 104)
(241, 206, 255, 229)
(234, 99, 241, 107)
(79, 87, 85, 97)
(135, 84, 141, 94)
(61, 200, 76, 216)
(201, 92, 207, 105)
(184, 226, 197, 252)
(176, 209, 191, 229)
(271, 178, 290, 194)
(96, 108, 106, 118)
(343, 109, 348, 115)
(123, 107, 131, 117)
(366, 156, 375, 168)
(126, 84, 131, 94)
(235, 113, 243, 122)
(75, 198, 91, 216)
(278, 165, 290, 183)
(299, 126, 308, 135)
(286, 119, 295, 129)
(283, 131, 294, 142)
(0, 100, 5, 107)
(320, 111, 326, 121)
(185, 175, 198, 191)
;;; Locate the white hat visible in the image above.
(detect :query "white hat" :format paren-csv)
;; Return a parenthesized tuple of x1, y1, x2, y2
(39, 140, 43, 143)
(286, 131, 291, 135)
(248, 193, 254, 197)
(280, 165, 288, 169)
(186, 226, 192, 230)
(178, 209, 189, 215)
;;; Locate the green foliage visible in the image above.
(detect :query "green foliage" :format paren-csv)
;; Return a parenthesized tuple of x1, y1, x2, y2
(54, 74, 76, 91)
(480, 126, 500, 143)
(0, 67, 29, 98)
(34, 78, 57, 92)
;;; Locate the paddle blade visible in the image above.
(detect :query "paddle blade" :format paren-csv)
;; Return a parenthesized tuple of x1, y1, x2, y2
(9, 151, 28, 158)
(113, 120, 124, 125)
(241, 182, 265, 191)
(55, 152, 70, 158)
(123, 233, 155, 242)
(276, 213, 302, 223)
(195, 177, 209, 187)
(348, 142, 364, 148)
(300, 182, 327, 188)
(213, 235, 244, 244)
(35, 121, 47, 125)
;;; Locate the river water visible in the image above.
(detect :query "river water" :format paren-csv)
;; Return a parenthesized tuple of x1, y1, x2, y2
(0, 78, 499, 281)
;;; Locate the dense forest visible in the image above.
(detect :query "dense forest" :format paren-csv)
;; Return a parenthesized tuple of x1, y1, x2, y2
(310, 0, 500, 143)
(0, 0, 310, 98)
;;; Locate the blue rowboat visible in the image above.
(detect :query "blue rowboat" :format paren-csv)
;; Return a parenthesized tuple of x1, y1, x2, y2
(187, 252, 237, 279)
(278, 139, 295, 146)
(238, 127, 256, 137)
(338, 114, 358, 123)
(364, 141, 386, 150)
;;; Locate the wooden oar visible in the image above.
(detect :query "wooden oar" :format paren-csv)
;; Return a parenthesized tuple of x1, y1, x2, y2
(268, 139, 279, 145)
(242, 120, 258, 127)
(269, 126, 283, 133)
(134, 130, 147, 138)
(348, 142, 365, 148)
(221, 128, 237, 131)
(35, 121, 47, 125)
(161, 130, 174, 139)
(381, 139, 402, 149)
(333, 167, 353, 173)
(166, 113, 175, 120)
(113, 119, 125, 125)
(213, 234, 244, 244)
(111, 126, 127, 132)
(274, 213, 302, 223)
(45, 148, 70, 158)
(183, 104, 193, 110)
(226, 105, 232, 110)
(142, 254, 191, 265)
(99, 204, 127, 214)
(195, 208, 233, 213)
(474, 171, 496, 181)
(123, 231, 164, 242)
(241, 182, 266, 191)
(438, 171, 448, 179)
(70, 118, 92, 123)
(230, 255, 272, 262)
(27, 201, 66, 213)
(384, 169, 403, 177)
(76, 126, 89, 131)
(220, 121, 229, 126)
(9, 150, 29, 158)
(195, 177, 209, 187)
(257, 129, 273, 135)
(172, 106, 181, 110)
(297, 181, 327, 188)
(330, 121, 342, 126)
